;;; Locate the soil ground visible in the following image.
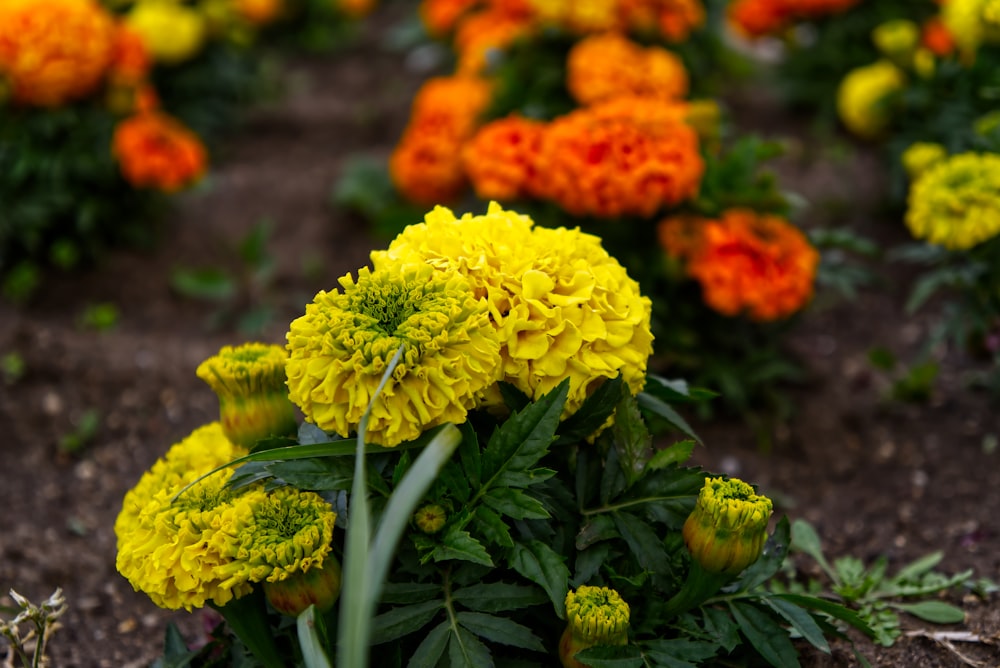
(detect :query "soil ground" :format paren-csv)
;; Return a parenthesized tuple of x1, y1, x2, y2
(1, 6, 998, 667)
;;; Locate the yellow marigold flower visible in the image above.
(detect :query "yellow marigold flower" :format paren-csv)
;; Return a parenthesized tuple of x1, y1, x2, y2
(943, 0, 987, 62)
(905, 152, 1000, 250)
(682, 476, 772, 575)
(559, 586, 629, 667)
(836, 60, 905, 139)
(414, 504, 448, 534)
(371, 202, 654, 419)
(215, 486, 336, 587)
(567, 32, 688, 106)
(285, 264, 502, 446)
(196, 342, 298, 448)
(872, 19, 919, 65)
(0, 0, 116, 107)
(913, 47, 936, 79)
(901, 142, 946, 181)
(114, 423, 250, 610)
(126, 0, 207, 65)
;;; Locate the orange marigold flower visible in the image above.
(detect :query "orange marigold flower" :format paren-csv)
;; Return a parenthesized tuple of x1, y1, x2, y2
(534, 97, 703, 218)
(0, 0, 117, 107)
(921, 16, 955, 56)
(462, 115, 546, 201)
(390, 76, 492, 205)
(233, 0, 285, 25)
(728, 0, 792, 37)
(654, 0, 706, 42)
(336, 0, 377, 18)
(664, 209, 819, 321)
(420, 0, 482, 35)
(112, 112, 207, 192)
(567, 32, 688, 106)
(108, 24, 151, 85)
(454, 7, 535, 74)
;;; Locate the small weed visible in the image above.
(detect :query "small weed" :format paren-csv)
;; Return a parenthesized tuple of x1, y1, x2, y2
(78, 302, 119, 332)
(59, 409, 100, 454)
(2, 352, 26, 384)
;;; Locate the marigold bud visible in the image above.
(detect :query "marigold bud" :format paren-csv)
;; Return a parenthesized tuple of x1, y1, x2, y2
(559, 586, 630, 668)
(682, 477, 772, 575)
(872, 19, 919, 65)
(413, 504, 447, 534)
(901, 142, 946, 181)
(196, 342, 298, 448)
(264, 556, 342, 617)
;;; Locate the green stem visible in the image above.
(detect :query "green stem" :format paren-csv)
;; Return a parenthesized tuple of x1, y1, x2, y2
(661, 561, 732, 618)
(581, 495, 691, 517)
(213, 591, 285, 668)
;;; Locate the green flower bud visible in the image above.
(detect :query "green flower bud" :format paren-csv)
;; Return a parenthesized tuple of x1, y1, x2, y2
(872, 20, 919, 65)
(682, 477, 772, 576)
(413, 504, 447, 534)
(263, 556, 342, 617)
(196, 343, 297, 448)
(559, 586, 630, 668)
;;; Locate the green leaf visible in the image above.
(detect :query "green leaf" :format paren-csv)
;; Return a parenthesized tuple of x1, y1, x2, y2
(641, 638, 720, 666)
(407, 621, 451, 668)
(170, 266, 236, 302)
(612, 512, 672, 575)
(646, 440, 696, 471)
(573, 543, 613, 587)
(554, 374, 624, 445)
(790, 519, 835, 580)
(380, 583, 443, 604)
(371, 600, 445, 644)
(213, 590, 285, 668)
(571, 645, 643, 667)
(482, 487, 550, 520)
(298, 605, 333, 668)
(473, 506, 514, 548)
(642, 375, 718, 404)
(891, 601, 966, 624)
(158, 623, 199, 668)
(448, 626, 495, 668)
(892, 551, 944, 583)
(458, 421, 482, 489)
(729, 600, 801, 668)
(265, 458, 354, 491)
(432, 527, 494, 567)
(764, 597, 831, 654)
(456, 612, 545, 652)
(576, 514, 618, 551)
(611, 393, 653, 487)
(451, 582, 547, 613)
(509, 540, 571, 618)
(773, 594, 875, 638)
(636, 392, 701, 443)
(702, 607, 740, 653)
(736, 516, 790, 591)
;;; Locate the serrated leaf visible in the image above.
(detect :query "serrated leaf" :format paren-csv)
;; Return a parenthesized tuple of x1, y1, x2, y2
(432, 527, 494, 566)
(641, 638, 720, 666)
(576, 514, 618, 551)
(636, 392, 701, 443)
(448, 626, 494, 668)
(729, 600, 801, 668)
(600, 441, 627, 506)
(573, 543, 613, 587)
(612, 512, 672, 575)
(646, 440, 696, 471)
(458, 421, 482, 489)
(509, 540, 570, 618)
(451, 582, 547, 613)
(773, 594, 875, 638)
(482, 487, 550, 520)
(571, 645, 643, 667)
(456, 612, 545, 652)
(764, 597, 831, 654)
(554, 375, 624, 446)
(473, 506, 514, 548)
(407, 621, 451, 668)
(612, 393, 653, 487)
(702, 606, 740, 652)
(892, 601, 966, 624)
(371, 599, 445, 644)
(438, 460, 471, 503)
(643, 376, 718, 403)
(380, 583, 443, 604)
(736, 516, 790, 591)
(265, 458, 354, 491)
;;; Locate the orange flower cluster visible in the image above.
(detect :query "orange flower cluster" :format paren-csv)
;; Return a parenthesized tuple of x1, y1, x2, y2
(620, 0, 706, 42)
(389, 75, 492, 205)
(461, 115, 545, 201)
(0, 0, 117, 107)
(728, 0, 862, 37)
(233, 0, 285, 26)
(659, 209, 819, 321)
(921, 16, 955, 57)
(532, 97, 704, 218)
(567, 32, 688, 106)
(454, 7, 536, 74)
(112, 112, 207, 192)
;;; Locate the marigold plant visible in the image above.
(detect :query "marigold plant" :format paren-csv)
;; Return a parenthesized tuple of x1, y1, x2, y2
(660, 208, 820, 322)
(0, 0, 117, 107)
(112, 111, 208, 192)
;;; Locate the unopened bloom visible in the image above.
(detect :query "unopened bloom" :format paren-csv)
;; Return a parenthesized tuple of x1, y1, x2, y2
(905, 152, 1000, 250)
(872, 20, 919, 65)
(567, 32, 688, 106)
(414, 504, 448, 534)
(264, 556, 342, 616)
(371, 203, 653, 420)
(285, 263, 502, 446)
(196, 343, 297, 448)
(112, 112, 207, 191)
(901, 142, 946, 181)
(559, 586, 629, 668)
(126, 0, 207, 65)
(683, 476, 772, 575)
(837, 60, 904, 139)
(114, 423, 250, 610)
(0, 0, 116, 107)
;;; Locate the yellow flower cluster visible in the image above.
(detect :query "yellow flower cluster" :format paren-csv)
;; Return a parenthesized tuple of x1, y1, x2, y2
(285, 263, 502, 446)
(905, 152, 1000, 250)
(836, 60, 905, 139)
(370, 202, 653, 419)
(125, 0, 207, 65)
(115, 423, 339, 610)
(901, 142, 946, 181)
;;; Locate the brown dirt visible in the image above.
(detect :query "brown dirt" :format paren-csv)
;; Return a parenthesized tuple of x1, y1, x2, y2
(1, 8, 999, 667)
